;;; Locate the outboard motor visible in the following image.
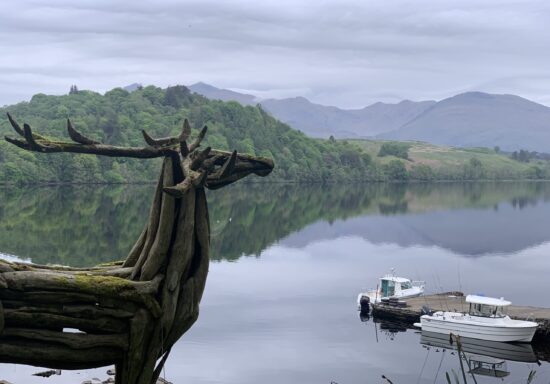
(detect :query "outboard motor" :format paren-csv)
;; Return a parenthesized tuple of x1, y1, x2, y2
(359, 295, 370, 313)
(421, 305, 433, 316)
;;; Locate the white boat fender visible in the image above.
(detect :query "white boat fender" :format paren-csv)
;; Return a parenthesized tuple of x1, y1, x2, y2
(413, 322, 422, 328)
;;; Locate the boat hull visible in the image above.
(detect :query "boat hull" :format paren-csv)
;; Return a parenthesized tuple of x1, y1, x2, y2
(369, 291, 424, 303)
(357, 287, 424, 309)
(420, 315, 537, 343)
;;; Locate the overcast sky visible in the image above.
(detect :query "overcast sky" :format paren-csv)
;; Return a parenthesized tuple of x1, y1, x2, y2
(1, 0, 549, 108)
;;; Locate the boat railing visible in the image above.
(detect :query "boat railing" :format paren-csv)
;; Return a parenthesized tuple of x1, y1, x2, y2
(412, 280, 426, 288)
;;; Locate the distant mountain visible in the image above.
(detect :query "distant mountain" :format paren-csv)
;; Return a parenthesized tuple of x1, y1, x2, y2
(188, 83, 435, 138)
(123, 83, 142, 92)
(379, 92, 550, 152)
(260, 97, 436, 138)
(259, 96, 363, 138)
(189, 82, 259, 106)
(189, 84, 550, 152)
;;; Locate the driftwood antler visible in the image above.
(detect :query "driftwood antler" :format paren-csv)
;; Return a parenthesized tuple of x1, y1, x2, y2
(4, 113, 274, 192)
(2, 114, 274, 384)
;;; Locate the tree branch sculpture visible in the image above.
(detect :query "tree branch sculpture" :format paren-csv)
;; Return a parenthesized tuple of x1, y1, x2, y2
(1, 113, 274, 384)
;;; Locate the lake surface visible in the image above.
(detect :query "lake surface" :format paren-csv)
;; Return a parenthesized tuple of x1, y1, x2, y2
(1, 182, 550, 383)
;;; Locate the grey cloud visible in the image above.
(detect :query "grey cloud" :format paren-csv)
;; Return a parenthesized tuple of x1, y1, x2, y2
(1, 0, 550, 108)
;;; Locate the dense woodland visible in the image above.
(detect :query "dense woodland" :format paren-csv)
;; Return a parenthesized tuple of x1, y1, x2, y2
(1, 85, 374, 184)
(1, 85, 550, 184)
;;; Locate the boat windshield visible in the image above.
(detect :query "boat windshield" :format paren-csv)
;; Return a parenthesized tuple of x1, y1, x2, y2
(401, 281, 412, 290)
(469, 303, 507, 318)
(381, 279, 395, 297)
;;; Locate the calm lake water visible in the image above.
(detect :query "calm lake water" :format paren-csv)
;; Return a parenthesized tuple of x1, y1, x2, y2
(1, 182, 550, 383)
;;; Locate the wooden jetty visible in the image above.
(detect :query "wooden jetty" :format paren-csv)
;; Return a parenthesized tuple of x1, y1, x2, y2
(371, 293, 550, 341)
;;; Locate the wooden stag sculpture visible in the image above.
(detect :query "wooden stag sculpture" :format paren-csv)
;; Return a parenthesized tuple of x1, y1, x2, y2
(1, 114, 274, 384)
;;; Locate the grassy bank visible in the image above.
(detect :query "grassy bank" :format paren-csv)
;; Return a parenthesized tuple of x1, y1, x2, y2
(355, 139, 549, 181)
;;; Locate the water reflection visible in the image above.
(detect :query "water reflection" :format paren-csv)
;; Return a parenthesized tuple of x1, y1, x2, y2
(420, 331, 539, 363)
(3, 182, 550, 266)
(356, 316, 548, 383)
(418, 331, 544, 382)
(0, 185, 152, 266)
(365, 316, 411, 342)
(160, 238, 549, 384)
(1, 182, 550, 383)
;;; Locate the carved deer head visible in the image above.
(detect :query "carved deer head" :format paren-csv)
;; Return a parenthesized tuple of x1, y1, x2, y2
(4, 113, 274, 193)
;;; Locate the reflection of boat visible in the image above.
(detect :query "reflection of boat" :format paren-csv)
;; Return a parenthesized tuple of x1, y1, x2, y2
(420, 331, 538, 363)
(360, 313, 411, 341)
(359, 312, 370, 322)
(416, 295, 538, 342)
(420, 331, 541, 381)
(467, 354, 510, 378)
(357, 269, 425, 311)
(376, 318, 409, 340)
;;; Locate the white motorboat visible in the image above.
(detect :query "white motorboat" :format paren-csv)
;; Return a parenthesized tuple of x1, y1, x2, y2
(357, 269, 425, 311)
(416, 295, 538, 343)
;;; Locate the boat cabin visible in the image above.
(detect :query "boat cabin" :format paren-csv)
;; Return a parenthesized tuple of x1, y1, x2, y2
(358, 270, 425, 310)
(380, 276, 413, 297)
(466, 295, 511, 318)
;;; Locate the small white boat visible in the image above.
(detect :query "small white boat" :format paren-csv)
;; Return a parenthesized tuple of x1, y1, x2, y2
(416, 295, 538, 343)
(357, 269, 425, 311)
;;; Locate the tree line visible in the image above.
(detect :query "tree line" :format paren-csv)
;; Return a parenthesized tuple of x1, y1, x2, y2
(1, 85, 549, 184)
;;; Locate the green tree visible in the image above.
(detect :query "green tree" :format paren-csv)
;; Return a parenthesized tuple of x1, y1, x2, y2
(409, 164, 434, 180)
(384, 160, 408, 180)
(378, 142, 410, 159)
(164, 85, 192, 109)
(463, 157, 485, 179)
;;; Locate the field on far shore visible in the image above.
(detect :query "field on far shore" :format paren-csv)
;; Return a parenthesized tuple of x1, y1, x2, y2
(354, 139, 545, 180)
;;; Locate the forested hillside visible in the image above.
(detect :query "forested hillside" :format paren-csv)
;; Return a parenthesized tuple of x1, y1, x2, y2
(1, 85, 549, 184)
(0, 85, 374, 184)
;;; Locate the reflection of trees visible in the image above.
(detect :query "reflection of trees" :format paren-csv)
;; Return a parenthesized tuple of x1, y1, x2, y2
(511, 196, 538, 209)
(376, 183, 408, 215)
(208, 182, 550, 260)
(0, 185, 152, 266)
(207, 183, 377, 260)
(1, 181, 550, 266)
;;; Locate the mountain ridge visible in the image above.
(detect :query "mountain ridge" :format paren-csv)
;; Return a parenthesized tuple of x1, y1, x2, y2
(188, 82, 436, 138)
(380, 91, 550, 152)
(188, 83, 550, 152)
(2, 84, 549, 184)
